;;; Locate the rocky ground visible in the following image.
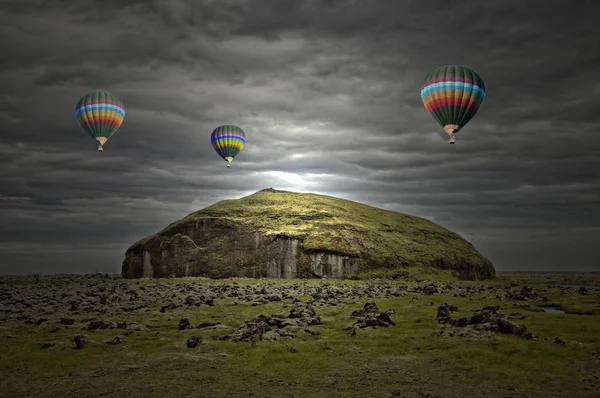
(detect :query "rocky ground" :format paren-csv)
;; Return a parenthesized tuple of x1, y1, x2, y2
(1, 273, 600, 397)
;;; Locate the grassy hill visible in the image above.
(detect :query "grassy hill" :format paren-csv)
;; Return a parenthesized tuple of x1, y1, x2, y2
(124, 188, 495, 280)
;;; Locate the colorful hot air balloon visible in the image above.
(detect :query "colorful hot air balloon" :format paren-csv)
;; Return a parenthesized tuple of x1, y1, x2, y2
(75, 91, 125, 152)
(210, 125, 246, 167)
(420, 65, 486, 144)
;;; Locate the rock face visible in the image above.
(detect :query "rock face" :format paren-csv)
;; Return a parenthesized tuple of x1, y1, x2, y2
(122, 188, 495, 280)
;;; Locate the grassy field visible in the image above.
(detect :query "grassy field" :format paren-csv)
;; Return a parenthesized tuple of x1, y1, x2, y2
(1, 272, 599, 397)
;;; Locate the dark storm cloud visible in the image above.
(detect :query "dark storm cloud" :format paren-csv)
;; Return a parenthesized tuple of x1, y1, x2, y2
(1, 0, 599, 274)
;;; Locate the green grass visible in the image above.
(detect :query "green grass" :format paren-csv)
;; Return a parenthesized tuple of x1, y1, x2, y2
(2, 274, 600, 397)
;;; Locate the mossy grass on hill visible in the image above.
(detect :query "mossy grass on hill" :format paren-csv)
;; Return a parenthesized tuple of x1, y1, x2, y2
(126, 188, 495, 279)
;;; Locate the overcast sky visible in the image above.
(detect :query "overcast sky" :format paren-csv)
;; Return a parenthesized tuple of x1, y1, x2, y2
(1, 0, 599, 275)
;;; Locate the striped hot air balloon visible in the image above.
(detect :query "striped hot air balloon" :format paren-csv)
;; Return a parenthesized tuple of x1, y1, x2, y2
(75, 91, 125, 152)
(210, 125, 246, 167)
(420, 65, 486, 144)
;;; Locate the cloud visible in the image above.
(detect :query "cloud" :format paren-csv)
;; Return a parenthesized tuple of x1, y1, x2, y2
(0, 0, 599, 274)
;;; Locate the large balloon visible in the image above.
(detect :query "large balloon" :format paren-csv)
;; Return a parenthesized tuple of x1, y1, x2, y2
(210, 125, 246, 167)
(75, 91, 125, 152)
(421, 65, 486, 144)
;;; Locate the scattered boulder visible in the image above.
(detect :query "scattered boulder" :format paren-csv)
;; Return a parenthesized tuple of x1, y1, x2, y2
(507, 286, 539, 301)
(350, 302, 381, 317)
(186, 336, 203, 348)
(85, 320, 117, 330)
(435, 303, 458, 324)
(73, 335, 88, 349)
(222, 303, 326, 343)
(178, 318, 193, 330)
(436, 304, 536, 339)
(346, 302, 396, 333)
(184, 296, 201, 307)
(288, 306, 326, 326)
(105, 336, 121, 344)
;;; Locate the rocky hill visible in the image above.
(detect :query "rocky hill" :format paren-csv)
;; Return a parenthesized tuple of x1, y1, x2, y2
(122, 188, 495, 280)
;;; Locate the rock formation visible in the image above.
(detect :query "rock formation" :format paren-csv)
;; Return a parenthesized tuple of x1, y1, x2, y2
(122, 188, 495, 280)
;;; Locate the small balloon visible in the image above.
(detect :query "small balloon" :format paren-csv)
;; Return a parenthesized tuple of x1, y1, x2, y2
(75, 91, 125, 152)
(210, 125, 246, 167)
(421, 65, 486, 144)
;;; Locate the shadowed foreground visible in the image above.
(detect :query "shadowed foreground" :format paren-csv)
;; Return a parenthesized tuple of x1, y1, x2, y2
(1, 272, 599, 397)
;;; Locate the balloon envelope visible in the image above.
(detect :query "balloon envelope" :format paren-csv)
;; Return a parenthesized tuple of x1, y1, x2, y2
(210, 125, 246, 167)
(75, 91, 125, 152)
(421, 65, 485, 143)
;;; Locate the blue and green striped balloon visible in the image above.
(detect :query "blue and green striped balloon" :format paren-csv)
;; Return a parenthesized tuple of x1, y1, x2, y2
(210, 125, 246, 167)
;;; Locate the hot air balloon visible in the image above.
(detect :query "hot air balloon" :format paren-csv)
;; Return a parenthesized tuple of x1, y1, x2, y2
(210, 125, 246, 167)
(75, 91, 125, 152)
(420, 65, 486, 144)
